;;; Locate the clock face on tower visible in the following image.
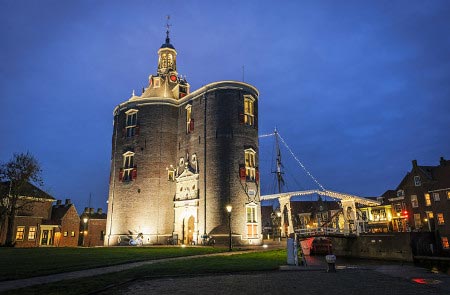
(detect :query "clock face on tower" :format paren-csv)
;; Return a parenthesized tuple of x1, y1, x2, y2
(169, 74, 177, 82)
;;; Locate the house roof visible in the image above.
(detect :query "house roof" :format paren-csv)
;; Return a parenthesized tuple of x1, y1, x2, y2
(0, 181, 54, 201)
(49, 204, 74, 225)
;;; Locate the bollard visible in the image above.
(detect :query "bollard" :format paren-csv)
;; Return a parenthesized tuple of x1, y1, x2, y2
(325, 254, 336, 273)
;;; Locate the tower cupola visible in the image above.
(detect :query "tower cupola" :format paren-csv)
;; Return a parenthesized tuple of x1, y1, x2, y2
(157, 24, 177, 74)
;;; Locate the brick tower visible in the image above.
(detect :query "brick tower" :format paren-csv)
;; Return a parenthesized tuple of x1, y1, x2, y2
(105, 28, 261, 246)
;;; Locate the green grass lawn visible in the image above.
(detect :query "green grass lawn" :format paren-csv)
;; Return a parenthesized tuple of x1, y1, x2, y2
(3, 249, 286, 295)
(0, 246, 224, 281)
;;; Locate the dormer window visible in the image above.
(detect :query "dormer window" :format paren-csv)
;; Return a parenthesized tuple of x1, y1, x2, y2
(397, 190, 405, 197)
(154, 77, 161, 88)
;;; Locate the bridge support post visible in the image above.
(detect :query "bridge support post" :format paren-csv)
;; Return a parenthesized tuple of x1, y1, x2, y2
(279, 197, 294, 237)
(341, 200, 358, 236)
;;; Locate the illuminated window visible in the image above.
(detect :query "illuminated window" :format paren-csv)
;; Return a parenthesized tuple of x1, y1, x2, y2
(154, 77, 161, 88)
(414, 213, 421, 229)
(121, 151, 136, 182)
(63, 231, 68, 237)
(411, 195, 418, 208)
(442, 237, 449, 249)
(28, 227, 36, 240)
(243, 96, 255, 126)
(16, 226, 25, 241)
(246, 204, 258, 238)
(427, 211, 434, 219)
(167, 168, 175, 181)
(167, 54, 173, 67)
(424, 194, 431, 206)
(414, 176, 421, 186)
(186, 105, 193, 133)
(161, 53, 167, 68)
(447, 191, 450, 199)
(71, 231, 75, 237)
(433, 193, 440, 201)
(438, 213, 445, 225)
(125, 109, 138, 138)
(244, 149, 256, 181)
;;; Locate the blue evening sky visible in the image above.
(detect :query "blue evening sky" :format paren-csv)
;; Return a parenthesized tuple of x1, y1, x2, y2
(1, 0, 449, 212)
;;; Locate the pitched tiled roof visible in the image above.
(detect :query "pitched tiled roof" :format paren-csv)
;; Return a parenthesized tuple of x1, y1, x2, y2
(0, 181, 54, 200)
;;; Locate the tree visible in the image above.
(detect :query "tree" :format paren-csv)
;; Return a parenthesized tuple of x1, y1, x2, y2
(0, 152, 42, 246)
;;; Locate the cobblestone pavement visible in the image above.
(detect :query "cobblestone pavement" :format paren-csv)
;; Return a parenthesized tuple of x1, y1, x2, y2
(98, 264, 450, 295)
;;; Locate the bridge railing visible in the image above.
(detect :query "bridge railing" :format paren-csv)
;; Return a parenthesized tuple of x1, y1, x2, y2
(295, 227, 342, 237)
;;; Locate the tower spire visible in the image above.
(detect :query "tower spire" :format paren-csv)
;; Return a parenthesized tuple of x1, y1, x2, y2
(165, 15, 171, 44)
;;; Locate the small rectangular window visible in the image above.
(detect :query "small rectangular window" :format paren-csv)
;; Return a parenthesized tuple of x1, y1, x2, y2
(411, 195, 418, 208)
(433, 193, 440, 201)
(154, 77, 160, 88)
(244, 149, 256, 181)
(414, 176, 421, 186)
(414, 213, 421, 229)
(125, 110, 138, 138)
(447, 191, 450, 199)
(16, 226, 25, 241)
(186, 105, 193, 133)
(28, 227, 36, 240)
(71, 231, 75, 237)
(424, 193, 431, 206)
(121, 152, 136, 182)
(63, 231, 68, 237)
(243, 96, 255, 126)
(442, 237, 450, 249)
(246, 205, 258, 238)
(438, 213, 445, 225)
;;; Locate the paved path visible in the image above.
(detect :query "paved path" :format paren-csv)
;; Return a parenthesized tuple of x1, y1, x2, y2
(98, 263, 450, 295)
(0, 250, 254, 293)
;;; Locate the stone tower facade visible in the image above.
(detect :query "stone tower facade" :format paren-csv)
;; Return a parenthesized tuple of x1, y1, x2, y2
(105, 32, 261, 246)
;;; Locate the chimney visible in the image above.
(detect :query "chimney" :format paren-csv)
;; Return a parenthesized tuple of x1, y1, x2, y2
(440, 156, 447, 166)
(90, 208, 95, 214)
(65, 199, 71, 205)
(84, 207, 89, 213)
(56, 200, 62, 206)
(412, 160, 418, 168)
(97, 208, 103, 214)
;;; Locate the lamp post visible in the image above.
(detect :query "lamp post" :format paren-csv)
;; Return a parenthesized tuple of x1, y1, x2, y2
(83, 217, 88, 247)
(226, 205, 232, 251)
(276, 210, 281, 241)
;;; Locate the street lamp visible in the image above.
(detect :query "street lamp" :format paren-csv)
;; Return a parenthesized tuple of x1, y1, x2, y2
(226, 205, 232, 251)
(276, 210, 281, 241)
(82, 217, 88, 247)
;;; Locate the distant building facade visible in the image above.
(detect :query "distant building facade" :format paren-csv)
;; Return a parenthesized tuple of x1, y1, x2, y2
(382, 157, 450, 254)
(106, 32, 261, 246)
(80, 207, 107, 247)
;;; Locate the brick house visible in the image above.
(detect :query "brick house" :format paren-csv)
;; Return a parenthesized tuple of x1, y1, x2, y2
(49, 200, 80, 247)
(1, 181, 81, 247)
(1, 181, 54, 247)
(80, 207, 106, 247)
(383, 157, 450, 254)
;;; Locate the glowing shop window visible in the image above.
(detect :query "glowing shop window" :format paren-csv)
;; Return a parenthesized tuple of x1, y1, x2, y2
(244, 149, 256, 181)
(16, 226, 25, 241)
(438, 213, 445, 225)
(28, 227, 36, 240)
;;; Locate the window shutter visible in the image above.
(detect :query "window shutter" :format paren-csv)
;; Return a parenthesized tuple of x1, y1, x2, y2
(132, 166, 137, 180)
(119, 168, 123, 182)
(255, 167, 260, 183)
(189, 119, 194, 132)
(253, 100, 258, 129)
(239, 164, 246, 180)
